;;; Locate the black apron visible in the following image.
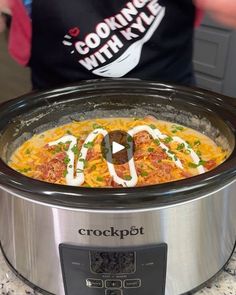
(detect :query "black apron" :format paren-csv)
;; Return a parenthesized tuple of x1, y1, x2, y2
(30, 0, 196, 89)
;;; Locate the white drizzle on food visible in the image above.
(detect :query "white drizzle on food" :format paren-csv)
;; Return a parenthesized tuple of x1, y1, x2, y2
(48, 125, 205, 187)
(49, 129, 138, 187)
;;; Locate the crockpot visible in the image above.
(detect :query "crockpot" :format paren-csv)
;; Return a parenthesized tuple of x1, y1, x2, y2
(0, 79, 235, 295)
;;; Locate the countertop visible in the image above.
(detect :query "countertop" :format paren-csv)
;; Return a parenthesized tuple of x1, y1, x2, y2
(0, 250, 235, 295)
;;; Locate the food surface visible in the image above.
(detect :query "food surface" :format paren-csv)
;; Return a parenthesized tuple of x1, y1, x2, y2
(9, 117, 229, 188)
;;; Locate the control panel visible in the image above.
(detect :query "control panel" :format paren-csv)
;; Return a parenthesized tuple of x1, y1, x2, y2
(59, 244, 167, 295)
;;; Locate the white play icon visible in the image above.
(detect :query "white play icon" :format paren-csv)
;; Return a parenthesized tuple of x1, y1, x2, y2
(112, 142, 125, 154)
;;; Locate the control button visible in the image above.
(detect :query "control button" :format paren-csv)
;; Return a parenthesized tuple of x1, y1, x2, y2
(105, 289, 123, 295)
(124, 279, 141, 288)
(86, 278, 103, 288)
(105, 280, 122, 289)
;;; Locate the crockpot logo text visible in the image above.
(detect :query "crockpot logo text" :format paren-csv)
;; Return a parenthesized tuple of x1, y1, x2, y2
(78, 226, 144, 240)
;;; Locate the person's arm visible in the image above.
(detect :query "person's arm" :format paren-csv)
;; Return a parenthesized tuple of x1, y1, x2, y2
(194, 0, 236, 28)
(0, 0, 31, 65)
(0, 0, 10, 32)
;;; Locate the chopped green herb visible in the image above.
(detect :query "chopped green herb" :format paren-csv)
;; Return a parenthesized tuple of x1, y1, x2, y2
(173, 125, 184, 131)
(76, 168, 84, 174)
(140, 171, 148, 177)
(63, 170, 68, 177)
(184, 149, 191, 155)
(148, 147, 154, 153)
(25, 149, 31, 155)
(63, 145, 70, 151)
(91, 164, 97, 171)
(64, 156, 70, 165)
(71, 145, 79, 155)
(18, 167, 31, 173)
(92, 123, 103, 129)
(196, 150, 202, 157)
(194, 140, 201, 146)
(79, 158, 88, 168)
(69, 165, 73, 168)
(174, 156, 178, 161)
(84, 141, 94, 149)
(188, 162, 198, 168)
(186, 141, 192, 148)
(124, 175, 132, 181)
(96, 176, 104, 182)
(199, 160, 206, 166)
(66, 130, 72, 135)
(127, 135, 133, 142)
(164, 136, 173, 144)
(188, 160, 206, 169)
(168, 150, 175, 155)
(53, 146, 62, 154)
(171, 125, 184, 133)
(177, 143, 185, 151)
(154, 139, 160, 146)
(149, 124, 156, 130)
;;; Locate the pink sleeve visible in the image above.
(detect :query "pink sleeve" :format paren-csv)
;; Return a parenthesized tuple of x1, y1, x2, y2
(195, 8, 204, 27)
(8, 0, 32, 66)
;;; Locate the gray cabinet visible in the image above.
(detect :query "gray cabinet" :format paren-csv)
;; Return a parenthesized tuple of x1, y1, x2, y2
(194, 15, 236, 97)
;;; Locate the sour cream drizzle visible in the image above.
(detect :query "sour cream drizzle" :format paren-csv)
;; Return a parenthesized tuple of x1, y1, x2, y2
(49, 125, 205, 187)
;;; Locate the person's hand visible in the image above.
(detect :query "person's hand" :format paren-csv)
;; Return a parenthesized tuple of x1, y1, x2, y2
(194, 0, 236, 28)
(0, 0, 10, 33)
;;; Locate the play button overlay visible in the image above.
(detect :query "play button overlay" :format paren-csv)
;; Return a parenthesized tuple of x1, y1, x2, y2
(112, 142, 125, 154)
(101, 130, 135, 165)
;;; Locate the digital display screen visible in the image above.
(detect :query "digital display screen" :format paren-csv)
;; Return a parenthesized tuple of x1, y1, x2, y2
(90, 251, 136, 274)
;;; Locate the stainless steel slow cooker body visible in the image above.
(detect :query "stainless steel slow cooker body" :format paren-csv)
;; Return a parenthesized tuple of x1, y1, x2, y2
(0, 80, 236, 295)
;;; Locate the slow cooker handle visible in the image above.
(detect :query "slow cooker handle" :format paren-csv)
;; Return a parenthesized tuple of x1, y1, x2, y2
(0, 100, 8, 108)
(222, 95, 236, 108)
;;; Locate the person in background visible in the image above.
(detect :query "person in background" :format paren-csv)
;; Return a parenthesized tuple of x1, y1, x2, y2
(0, 0, 236, 90)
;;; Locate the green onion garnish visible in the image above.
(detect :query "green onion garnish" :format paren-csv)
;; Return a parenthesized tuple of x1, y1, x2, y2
(64, 156, 70, 165)
(140, 171, 148, 177)
(148, 148, 154, 152)
(84, 142, 94, 149)
(71, 145, 79, 155)
(96, 177, 104, 182)
(149, 124, 156, 130)
(164, 136, 173, 144)
(154, 139, 160, 146)
(177, 143, 185, 151)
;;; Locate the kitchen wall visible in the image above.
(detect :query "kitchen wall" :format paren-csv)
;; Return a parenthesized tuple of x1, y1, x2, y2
(194, 16, 236, 97)
(0, 33, 30, 103)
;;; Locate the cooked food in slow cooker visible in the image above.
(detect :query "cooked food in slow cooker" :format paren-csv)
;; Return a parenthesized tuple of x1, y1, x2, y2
(9, 117, 229, 188)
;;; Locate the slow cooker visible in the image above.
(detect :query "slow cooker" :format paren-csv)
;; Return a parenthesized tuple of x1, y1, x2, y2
(0, 79, 235, 295)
